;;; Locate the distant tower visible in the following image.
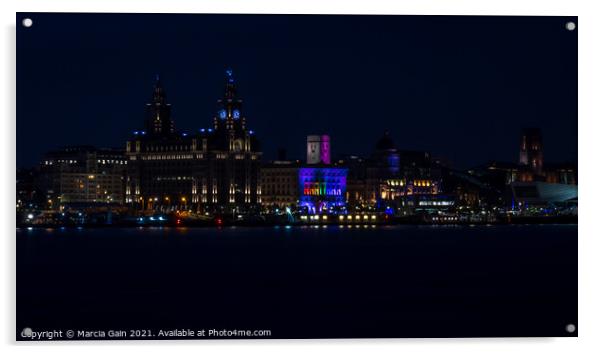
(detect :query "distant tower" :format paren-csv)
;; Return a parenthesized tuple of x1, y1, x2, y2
(145, 75, 175, 136)
(307, 135, 331, 165)
(519, 128, 543, 175)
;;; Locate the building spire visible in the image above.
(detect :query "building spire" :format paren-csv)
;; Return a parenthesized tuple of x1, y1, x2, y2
(145, 74, 174, 136)
(226, 68, 235, 83)
(224, 68, 236, 99)
(152, 74, 166, 104)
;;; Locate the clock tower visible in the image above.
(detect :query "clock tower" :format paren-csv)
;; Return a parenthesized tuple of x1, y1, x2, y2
(213, 68, 246, 132)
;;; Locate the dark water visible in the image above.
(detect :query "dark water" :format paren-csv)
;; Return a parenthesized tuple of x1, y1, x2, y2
(17, 225, 577, 339)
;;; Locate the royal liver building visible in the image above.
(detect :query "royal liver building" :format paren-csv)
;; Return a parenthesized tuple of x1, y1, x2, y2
(125, 70, 262, 213)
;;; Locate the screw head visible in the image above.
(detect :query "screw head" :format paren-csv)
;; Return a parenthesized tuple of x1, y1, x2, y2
(21, 327, 33, 337)
(566, 323, 576, 333)
(566, 21, 576, 31)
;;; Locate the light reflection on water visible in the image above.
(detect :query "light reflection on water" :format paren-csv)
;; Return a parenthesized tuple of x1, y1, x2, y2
(16, 223, 577, 239)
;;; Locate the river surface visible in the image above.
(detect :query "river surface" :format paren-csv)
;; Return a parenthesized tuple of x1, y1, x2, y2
(17, 224, 577, 338)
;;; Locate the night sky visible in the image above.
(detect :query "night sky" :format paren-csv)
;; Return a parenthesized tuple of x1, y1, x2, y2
(17, 13, 577, 169)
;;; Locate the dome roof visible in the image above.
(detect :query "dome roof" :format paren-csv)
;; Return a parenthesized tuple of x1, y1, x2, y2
(375, 131, 396, 151)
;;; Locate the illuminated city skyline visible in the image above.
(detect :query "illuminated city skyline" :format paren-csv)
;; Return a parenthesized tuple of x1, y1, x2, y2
(17, 14, 577, 169)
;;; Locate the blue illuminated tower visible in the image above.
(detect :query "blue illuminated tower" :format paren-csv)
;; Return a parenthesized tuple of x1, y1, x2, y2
(214, 68, 246, 132)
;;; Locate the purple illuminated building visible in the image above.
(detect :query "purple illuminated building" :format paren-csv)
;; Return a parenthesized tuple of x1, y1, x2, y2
(298, 167, 347, 214)
(298, 135, 347, 213)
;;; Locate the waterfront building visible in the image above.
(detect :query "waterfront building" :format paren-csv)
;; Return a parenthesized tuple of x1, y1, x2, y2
(509, 181, 577, 211)
(342, 131, 445, 213)
(440, 168, 493, 210)
(364, 131, 401, 205)
(379, 177, 449, 213)
(544, 163, 577, 185)
(297, 135, 347, 214)
(38, 146, 127, 209)
(340, 131, 402, 207)
(125, 70, 261, 213)
(467, 130, 545, 186)
(260, 160, 301, 209)
(16, 168, 44, 211)
(338, 155, 371, 208)
(298, 166, 347, 214)
(466, 128, 577, 211)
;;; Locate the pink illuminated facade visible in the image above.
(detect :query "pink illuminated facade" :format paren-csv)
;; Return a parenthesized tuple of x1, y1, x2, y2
(306, 135, 331, 165)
